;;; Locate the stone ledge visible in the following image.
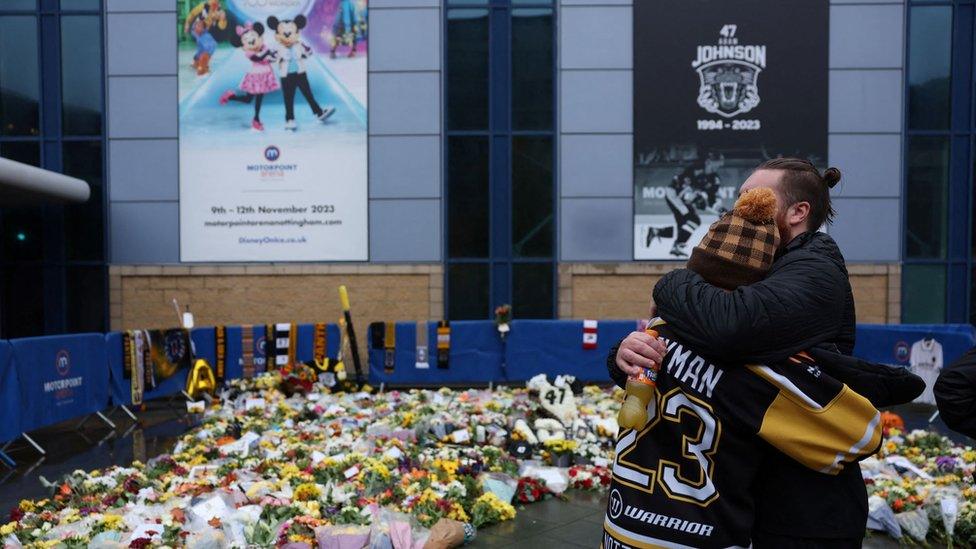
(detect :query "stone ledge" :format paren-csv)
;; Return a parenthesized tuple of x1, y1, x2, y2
(111, 263, 442, 276)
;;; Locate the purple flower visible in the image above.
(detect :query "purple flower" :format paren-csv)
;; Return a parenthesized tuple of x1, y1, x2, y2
(936, 456, 958, 471)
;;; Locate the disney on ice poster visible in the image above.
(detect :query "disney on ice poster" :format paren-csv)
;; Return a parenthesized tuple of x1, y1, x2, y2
(177, 0, 368, 262)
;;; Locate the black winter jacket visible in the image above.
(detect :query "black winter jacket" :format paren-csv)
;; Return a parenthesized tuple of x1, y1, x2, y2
(934, 347, 976, 439)
(620, 231, 867, 541)
(652, 231, 856, 364)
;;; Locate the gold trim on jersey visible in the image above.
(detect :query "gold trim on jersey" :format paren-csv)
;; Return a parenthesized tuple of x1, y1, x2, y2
(750, 366, 882, 473)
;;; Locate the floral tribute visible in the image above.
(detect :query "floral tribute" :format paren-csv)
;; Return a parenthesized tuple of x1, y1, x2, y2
(864, 422, 976, 546)
(1, 373, 622, 548)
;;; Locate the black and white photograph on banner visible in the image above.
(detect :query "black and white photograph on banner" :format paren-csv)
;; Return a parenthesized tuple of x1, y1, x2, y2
(633, 0, 828, 259)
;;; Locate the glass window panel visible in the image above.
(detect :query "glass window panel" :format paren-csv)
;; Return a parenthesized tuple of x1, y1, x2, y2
(512, 262, 553, 319)
(1, 265, 45, 339)
(62, 141, 103, 260)
(447, 9, 489, 131)
(2, 0, 37, 8)
(448, 263, 489, 320)
(60, 0, 100, 9)
(65, 265, 105, 334)
(61, 15, 103, 135)
(903, 264, 946, 323)
(908, 6, 952, 130)
(2, 206, 44, 261)
(906, 136, 949, 259)
(446, 0, 487, 4)
(512, 136, 553, 257)
(0, 141, 40, 166)
(512, 0, 553, 4)
(0, 16, 40, 136)
(512, 8, 553, 130)
(448, 136, 490, 258)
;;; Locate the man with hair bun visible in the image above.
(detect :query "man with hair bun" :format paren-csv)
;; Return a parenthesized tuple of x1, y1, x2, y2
(611, 158, 879, 547)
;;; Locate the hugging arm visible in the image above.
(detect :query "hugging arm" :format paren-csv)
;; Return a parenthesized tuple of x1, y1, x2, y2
(652, 255, 847, 364)
(806, 348, 925, 408)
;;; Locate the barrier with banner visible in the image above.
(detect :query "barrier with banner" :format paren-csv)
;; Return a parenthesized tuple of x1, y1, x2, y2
(367, 321, 976, 385)
(0, 340, 19, 444)
(106, 332, 191, 407)
(853, 324, 976, 368)
(367, 321, 504, 385)
(505, 320, 635, 382)
(11, 334, 110, 433)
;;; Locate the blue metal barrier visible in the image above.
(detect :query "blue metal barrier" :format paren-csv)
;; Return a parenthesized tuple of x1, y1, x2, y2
(11, 334, 110, 433)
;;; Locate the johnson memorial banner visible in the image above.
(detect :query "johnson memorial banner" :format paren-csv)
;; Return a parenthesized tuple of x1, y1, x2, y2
(633, 0, 828, 260)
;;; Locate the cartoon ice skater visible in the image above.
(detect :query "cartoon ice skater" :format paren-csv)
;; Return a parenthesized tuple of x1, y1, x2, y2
(184, 0, 227, 76)
(330, 0, 367, 58)
(268, 15, 335, 131)
(219, 22, 279, 132)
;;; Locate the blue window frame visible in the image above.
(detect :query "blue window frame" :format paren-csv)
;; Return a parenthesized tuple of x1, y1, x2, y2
(444, 0, 556, 320)
(902, 0, 976, 323)
(0, 0, 107, 338)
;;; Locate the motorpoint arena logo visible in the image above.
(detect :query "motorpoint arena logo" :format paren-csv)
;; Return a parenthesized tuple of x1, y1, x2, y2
(56, 350, 70, 377)
(608, 489, 624, 519)
(264, 146, 281, 162)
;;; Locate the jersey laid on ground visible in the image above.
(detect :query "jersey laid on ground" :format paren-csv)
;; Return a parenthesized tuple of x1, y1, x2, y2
(604, 322, 882, 549)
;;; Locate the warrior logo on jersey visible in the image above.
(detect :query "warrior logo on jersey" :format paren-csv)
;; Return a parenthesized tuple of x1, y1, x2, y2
(692, 24, 766, 118)
(608, 489, 624, 519)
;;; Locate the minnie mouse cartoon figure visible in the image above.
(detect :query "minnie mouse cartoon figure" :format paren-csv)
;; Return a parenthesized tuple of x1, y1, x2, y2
(219, 22, 278, 132)
(268, 15, 335, 131)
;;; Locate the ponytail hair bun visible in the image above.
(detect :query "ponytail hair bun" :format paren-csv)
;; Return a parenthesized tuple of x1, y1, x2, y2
(823, 167, 841, 189)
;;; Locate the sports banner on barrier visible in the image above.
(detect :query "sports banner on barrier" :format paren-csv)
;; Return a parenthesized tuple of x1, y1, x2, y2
(12, 334, 109, 433)
(178, 0, 368, 261)
(633, 0, 828, 260)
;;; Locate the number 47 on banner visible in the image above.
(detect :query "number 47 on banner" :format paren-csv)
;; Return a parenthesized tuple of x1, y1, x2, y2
(720, 24, 737, 38)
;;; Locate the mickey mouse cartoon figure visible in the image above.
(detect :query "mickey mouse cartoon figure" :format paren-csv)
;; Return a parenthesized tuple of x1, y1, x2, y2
(267, 15, 336, 131)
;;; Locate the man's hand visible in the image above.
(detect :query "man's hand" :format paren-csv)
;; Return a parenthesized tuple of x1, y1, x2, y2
(615, 331, 667, 377)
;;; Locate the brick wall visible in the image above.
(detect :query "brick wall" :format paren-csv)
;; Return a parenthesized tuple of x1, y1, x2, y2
(110, 265, 443, 358)
(560, 263, 901, 324)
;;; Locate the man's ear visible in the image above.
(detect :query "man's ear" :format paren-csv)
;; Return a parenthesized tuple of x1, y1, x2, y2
(788, 201, 811, 227)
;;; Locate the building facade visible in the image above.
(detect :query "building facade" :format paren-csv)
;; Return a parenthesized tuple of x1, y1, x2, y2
(0, 0, 968, 338)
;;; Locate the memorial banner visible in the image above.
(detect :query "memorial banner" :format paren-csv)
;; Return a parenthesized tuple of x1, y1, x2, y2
(633, 0, 828, 259)
(178, 0, 368, 261)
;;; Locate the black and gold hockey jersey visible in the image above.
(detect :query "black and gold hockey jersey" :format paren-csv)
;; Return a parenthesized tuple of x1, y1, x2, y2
(604, 322, 882, 549)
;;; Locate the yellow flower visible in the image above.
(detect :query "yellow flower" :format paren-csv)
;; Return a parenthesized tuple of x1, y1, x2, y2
(447, 502, 470, 522)
(100, 514, 125, 531)
(294, 483, 322, 502)
(297, 500, 322, 518)
(0, 522, 17, 536)
(280, 463, 302, 480)
(401, 412, 416, 427)
(18, 500, 36, 513)
(62, 509, 81, 524)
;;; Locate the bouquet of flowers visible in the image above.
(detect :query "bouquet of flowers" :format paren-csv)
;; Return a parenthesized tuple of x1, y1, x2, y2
(568, 465, 611, 491)
(494, 304, 512, 338)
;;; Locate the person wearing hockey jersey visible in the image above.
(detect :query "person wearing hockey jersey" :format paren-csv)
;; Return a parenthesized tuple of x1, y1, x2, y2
(935, 346, 976, 439)
(613, 159, 922, 548)
(603, 187, 896, 549)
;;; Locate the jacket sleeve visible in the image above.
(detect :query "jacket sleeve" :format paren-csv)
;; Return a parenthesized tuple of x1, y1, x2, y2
(607, 341, 628, 389)
(934, 348, 976, 439)
(652, 255, 847, 363)
(746, 364, 882, 474)
(806, 348, 925, 408)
